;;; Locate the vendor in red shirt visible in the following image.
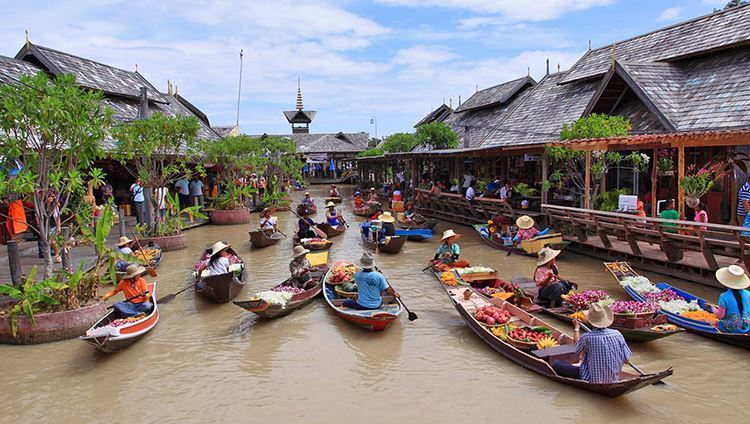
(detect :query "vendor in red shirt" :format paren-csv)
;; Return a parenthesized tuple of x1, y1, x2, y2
(102, 264, 152, 317)
(534, 247, 573, 308)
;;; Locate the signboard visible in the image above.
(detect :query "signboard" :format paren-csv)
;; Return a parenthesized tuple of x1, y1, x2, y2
(618, 195, 638, 211)
(524, 154, 541, 162)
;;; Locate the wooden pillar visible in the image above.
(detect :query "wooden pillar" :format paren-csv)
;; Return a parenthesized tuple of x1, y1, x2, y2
(584, 150, 592, 209)
(651, 148, 658, 217)
(61, 227, 71, 271)
(118, 208, 126, 237)
(541, 154, 548, 205)
(7, 240, 22, 286)
(677, 145, 685, 218)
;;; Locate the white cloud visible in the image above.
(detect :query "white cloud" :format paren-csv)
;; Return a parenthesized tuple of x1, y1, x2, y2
(393, 45, 458, 66)
(658, 7, 683, 21)
(375, 0, 615, 21)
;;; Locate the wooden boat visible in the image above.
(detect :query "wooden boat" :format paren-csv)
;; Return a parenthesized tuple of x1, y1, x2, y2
(540, 306, 684, 343)
(234, 272, 324, 319)
(248, 228, 282, 248)
(81, 282, 159, 353)
(297, 203, 317, 216)
(293, 235, 333, 251)
(317, 222, 346, 238)
(433, 273, 672, 396)
(323, 260, 402, 331)
(360, 230, 406, 254)
(395, 214, 438, 231)
(472, 224, 568, 256)
(115, 242, 163, 281)
(324, 196, 343, 204)
(395, 228, 432, 241)
(353, 201, 380, 217)
(194, 247, 247, 303)
(608, 262, 750, 350)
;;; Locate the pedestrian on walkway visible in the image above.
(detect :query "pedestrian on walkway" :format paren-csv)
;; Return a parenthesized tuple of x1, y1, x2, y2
(130, 178, 145, 225)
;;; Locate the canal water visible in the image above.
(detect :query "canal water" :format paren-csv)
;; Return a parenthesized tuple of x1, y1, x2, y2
(1, 185, 747, 423)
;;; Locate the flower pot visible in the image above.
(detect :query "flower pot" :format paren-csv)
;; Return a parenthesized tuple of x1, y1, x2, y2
(140, 233, 187, 251)
(211, 208, 251, 225)
(685, 197, 700, 208)
(658, 170, 674, 176)
(0, 301, 106, 344)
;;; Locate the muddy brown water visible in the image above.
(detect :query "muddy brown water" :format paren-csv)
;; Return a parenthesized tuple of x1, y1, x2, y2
(1, 185, 748, 423)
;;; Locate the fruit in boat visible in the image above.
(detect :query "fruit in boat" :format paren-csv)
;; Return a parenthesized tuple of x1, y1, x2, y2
(535, 336, 559, 349)
(474, 305, 510, 325)
(680, 310, 718, 324)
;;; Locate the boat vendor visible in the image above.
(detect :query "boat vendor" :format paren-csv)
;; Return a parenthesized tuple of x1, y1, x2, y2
(343, 252, 399, 310)
(196, 241, 232, 280)
(102, 264, 152, 317)
(378, 212, 397, 238)
(259, 208, 278, 232)
(302, 192, 315, 206)
(534, 247, 573, 308)
(433, 229, 461, 264)
(403, 202, 416, 221)
(712, 265, 750, 333)
(370, 208, 384, 222)
(329, 184, 340, 198)
(551, 303, 632, 384)
(367, 187, 379, 202)
(298, 212, 321, 239)
(325, 202, 345, 226)
(114, 236, 135, 272)
(289, 245, 319, 289)
(354, 191, 365, 209)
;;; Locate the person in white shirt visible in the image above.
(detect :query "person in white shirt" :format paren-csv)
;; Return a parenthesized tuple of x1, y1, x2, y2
(130, 178, 145, 225)
(462, 170, 475, 194)
(465, 180, 476, 201)
(499, 181, 512, 201)
(154, 186, 169, 222)
(259, 208, 278, 231)
(196, 242, 232, 281)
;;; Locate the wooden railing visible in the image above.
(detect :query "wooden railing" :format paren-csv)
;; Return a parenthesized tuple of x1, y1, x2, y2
(543, 204, 750, 271)
(414, 189, 546, 226)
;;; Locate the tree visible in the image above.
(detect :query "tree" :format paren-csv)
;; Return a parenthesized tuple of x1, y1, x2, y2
(113, 112, 201, 229)
(715, 0, 747, 12)
(415, 122, 459, 150)
(0, 72, 112, 278)
(559, 113, 631, 140)
(200, 135, 262, 210)
(261, 136, 304, 207)
(357, 147, 385, 158)
(382, 132, 418, 153)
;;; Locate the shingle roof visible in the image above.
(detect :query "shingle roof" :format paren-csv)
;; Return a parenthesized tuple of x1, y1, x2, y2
(561, 4, 750, 84)
(283, 110, 316, 123)
(211, 126, 239, 137)
(455, 76, 536, 112)
(414, 104, 452, 127)
(15, 43, 169, 103)
(480, 73, 599, 147)
(250, 132, 370, 154)
(0, 55, 43, 85)
(174, 93, 210, 126)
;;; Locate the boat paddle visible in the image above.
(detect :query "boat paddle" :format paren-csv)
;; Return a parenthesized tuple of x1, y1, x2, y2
(276, 228, 288, 239)
(578, 321, 666, 386)
(131, 231, 158, 277)
(289, 209, 327, 239)
(106, 291, 150, 310)
(375, 266, 418, 321)
(155, 282, 194, 304)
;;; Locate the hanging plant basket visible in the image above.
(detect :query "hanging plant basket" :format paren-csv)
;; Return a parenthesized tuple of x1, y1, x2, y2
(658, 170, 674, 177)
(685, 197, 700, 208)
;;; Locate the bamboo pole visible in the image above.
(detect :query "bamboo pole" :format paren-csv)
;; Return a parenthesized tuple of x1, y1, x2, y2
(677, 146, 685, 218)
(7, 240, 22, 286)
(651, 148, 658, 217)
(584, 150, 592, 209)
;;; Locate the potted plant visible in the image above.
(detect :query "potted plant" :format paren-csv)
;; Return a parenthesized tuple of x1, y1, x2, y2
(681, 162, 728, 208)
(258, 136, 303, 212)
(656, 148, 675, 176)
(514, 183, 537, 209)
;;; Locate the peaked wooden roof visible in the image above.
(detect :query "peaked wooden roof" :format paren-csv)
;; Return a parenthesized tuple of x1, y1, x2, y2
(284, 110, 316, 124)
(414, 104, 452, 127)
(0, 54, 42, 85)
(455, 76, 536, 112)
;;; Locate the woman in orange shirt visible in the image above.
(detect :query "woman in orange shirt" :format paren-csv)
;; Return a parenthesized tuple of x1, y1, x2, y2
(102, 264, 152, 317)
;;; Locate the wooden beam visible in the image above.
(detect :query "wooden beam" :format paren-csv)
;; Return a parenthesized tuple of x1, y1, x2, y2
(608, 85, 629, 115)
(541, 154, 548, 205)
(677, 146, 685, 218)
(651, 148, 658, 218)
(584, 150, 591, 209)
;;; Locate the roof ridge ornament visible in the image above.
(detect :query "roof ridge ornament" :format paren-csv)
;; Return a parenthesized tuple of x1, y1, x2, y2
(25, 29, 30, 50)
(296, 77, 304, 111)
(612, 44, 617, 67)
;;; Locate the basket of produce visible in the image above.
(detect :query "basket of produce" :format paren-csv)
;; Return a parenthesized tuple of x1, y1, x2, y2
(327, 264, 357, 285)
(458, 266, 497, 282)
(475, 287, 514, 300)
(440, 271, 460, 287)
(334, 282, 358, 299)
(473, 305, 511, 327)
(507, 326, 555, 350)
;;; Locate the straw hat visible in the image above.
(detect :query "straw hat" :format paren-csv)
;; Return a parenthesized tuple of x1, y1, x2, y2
(260, 207, 270, 216)
(326, 201, 335, 208)
(210, 241, 231, 258)
(331, 184, 337, 187)
(370, 187, 376, 191)
(123, 263, 147, 280)
(584, 302, 615, 329)
(516, 215, 535, 230)
(536, 247, 561, 266)
(378, 211, 395, 223)
(358, 252, 375, 268)
(117, 236, 133, 247)
(715, 265, 750, 290)
(440, 229, 461, 241)
(304, 192, 310, 196)
(292, 245, 310, 259)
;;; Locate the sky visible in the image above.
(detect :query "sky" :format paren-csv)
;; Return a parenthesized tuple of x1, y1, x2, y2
(0, 0, 734, 138)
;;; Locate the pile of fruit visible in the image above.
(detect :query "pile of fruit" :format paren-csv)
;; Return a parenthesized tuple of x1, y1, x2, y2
(475, 287, 513, 300)
(508, 326, 555, 348)
(474, 305, 510, 325)
(440, 271, 458, 286)
(562, 290, 612, 311)
(680, 310, 719, 324)
(329, 264, 357, 283)
(109, 313, 146, 327)
(135, 247, 160, 265)
(569, 311, 588, 322)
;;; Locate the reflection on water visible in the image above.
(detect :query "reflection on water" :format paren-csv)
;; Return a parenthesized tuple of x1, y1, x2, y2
(1, 185, 748, 423)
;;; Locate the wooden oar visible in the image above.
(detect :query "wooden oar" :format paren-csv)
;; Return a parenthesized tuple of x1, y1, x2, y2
(289, 208, 327, 239)
(106, 291, 150, 310)
(375, 266, 417, 321)
(131, 231, 158, 277)
(578, 321, 666, 386)
(156, 282, 194, 304)
(276, 228, 288, 239)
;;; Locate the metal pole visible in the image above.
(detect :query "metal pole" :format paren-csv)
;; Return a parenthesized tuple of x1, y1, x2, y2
(236, 49, 244, 128)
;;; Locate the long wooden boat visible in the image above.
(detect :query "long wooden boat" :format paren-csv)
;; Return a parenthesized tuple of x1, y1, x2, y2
(360, 231, 406, 254)
(433, 273, 672, 396)
(234, 272, 324, 319)
(297, 203, 317, 216)
(395, 228, 432, 241)
(293, 235, 334, 251)
(317, 222, 346, 238)
(248, 228, 282, 248)
(473, 224, 530, 255)
(395, 214, 438, 231)
(608, 261, 750, 350)
(472, 224, 568, 256)
(81, 282, 159, 353)
(115, 242, 163, 281)
(322, 260, 402, 331)
(539, 306, 684, 343)
(324, 196, 343, 204)
(353, 201, 380, 217)
(194, 247, 247, 303)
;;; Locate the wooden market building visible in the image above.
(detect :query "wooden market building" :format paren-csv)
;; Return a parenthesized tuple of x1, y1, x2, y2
(358, 4, 750, 286)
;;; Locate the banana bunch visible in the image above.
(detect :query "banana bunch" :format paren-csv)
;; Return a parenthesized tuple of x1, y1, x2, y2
(535, 336, 559, 349)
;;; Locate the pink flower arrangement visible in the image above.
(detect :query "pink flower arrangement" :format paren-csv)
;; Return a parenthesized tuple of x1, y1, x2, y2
(610, 300, 659, 315)
(643, 289, 683, 303)
(563, 290, 612, 310)
(272, 285, 303, 294)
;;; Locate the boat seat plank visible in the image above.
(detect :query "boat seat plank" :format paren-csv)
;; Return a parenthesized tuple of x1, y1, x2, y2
(531, 344, 577, 362)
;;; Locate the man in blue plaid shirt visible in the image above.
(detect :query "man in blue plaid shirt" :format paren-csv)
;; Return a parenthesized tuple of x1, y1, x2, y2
(552, 303, 631, 383)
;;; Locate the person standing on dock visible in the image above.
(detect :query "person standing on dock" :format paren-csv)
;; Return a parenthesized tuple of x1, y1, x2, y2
(534, 247, 572, 307)
(551, 303, 632, 384)
(130, 178, 145, 225)
(737, 178, 750, 226)
(175, 177, 190, 210)
(712, 265, 750, 333)
(433, 229, 461, 264)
